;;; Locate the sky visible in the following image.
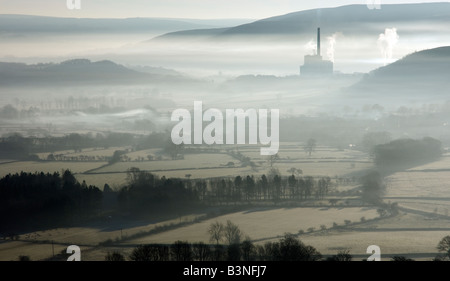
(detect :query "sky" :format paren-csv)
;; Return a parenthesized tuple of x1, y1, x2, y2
(0, 0, 449, 19)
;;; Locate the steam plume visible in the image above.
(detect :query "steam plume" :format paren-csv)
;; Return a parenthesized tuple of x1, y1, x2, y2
(378, 28, 399, 65)
(327, 33, 339, 63)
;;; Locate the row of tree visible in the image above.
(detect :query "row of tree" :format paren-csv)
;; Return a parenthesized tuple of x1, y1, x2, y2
(205, 173, 332, 204)
(124, 233, 322, 261)
(116, 168, 334, 214)
(0, 167, 337, 232)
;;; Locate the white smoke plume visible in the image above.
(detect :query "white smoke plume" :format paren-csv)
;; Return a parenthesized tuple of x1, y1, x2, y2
(326, 33, 340, 63)
(378, 28, 399, 65)
(304, 39, 317, 55)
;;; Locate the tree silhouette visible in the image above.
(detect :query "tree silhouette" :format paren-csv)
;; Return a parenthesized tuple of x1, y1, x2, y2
(268, 153, 280, 167)
(170, 240, 192, 261)
(391, 256, 414, 261)
(192, 242, 212, 261)
(105, 251, 125, 261)
(208, 221, 224, 245)
(224, 220, 243, 245)
(129, 244, 169, 261)
(241, 237, 255, 261)
(304, 138, 317, 156)
(437, 235, 450, 258)
(326, 250, 352, 261)
(227, 243, 242, 261)
(277, 233, 322, 261)
(361, 171, 385, 205)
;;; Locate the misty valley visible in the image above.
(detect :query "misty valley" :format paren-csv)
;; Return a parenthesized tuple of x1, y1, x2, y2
(2, 3, 450, 262)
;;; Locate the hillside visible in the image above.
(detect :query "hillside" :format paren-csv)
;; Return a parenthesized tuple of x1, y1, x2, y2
(0, 14, 250, 35)
(348, 46, 450, 96)
(152, 3, 450, 41)
(0, 59, 188, 87)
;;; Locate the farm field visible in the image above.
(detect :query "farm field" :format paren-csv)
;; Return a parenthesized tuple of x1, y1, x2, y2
(0, 143, 372, 189)
(0, 213, 205, 261)
(407, 154, 450, 171)
(300, 212, 450, 260)
(124, 207, 379, 245)
(240, 146, 369, 162)
(123, 148, 164, 161)
(385, 171, 450, 198)
(3, 144, 450, 261)
(35, 147, 126, 159)
(148, 167, 256, 179)
(2, 206, 447, 261)
(94, 153, 240, 173)
(384, 155, 450, 207)
(0, 161, 107, 177)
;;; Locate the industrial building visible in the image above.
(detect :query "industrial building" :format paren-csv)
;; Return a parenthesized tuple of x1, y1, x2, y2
(300, 28, 333, 76)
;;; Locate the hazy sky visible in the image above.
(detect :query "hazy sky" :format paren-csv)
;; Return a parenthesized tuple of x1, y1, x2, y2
(0, 0, 449, 19)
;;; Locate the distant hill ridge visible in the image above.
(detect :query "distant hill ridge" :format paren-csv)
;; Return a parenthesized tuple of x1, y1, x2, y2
(152, 3, 450, 41)
(0, 59, 187, 87)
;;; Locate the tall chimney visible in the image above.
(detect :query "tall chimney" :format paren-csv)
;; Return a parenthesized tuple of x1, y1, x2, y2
(317, 27, 321, 56)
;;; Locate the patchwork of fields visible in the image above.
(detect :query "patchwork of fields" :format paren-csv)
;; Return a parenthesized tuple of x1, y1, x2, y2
(2, 145, 450, 261)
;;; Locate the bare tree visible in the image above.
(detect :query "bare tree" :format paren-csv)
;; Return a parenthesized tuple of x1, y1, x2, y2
(437, 235, 450, 258)
(268, 153, 280, 167)
(208, 221, 224, 245)
(224, 220, 243, 245)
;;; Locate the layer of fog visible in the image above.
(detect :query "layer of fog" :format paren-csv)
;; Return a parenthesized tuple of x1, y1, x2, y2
(1, 17, 450, 144)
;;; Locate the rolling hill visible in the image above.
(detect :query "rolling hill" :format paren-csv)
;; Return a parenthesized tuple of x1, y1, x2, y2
(0, 14, 251, 36)
(152, 3, 450, 41)
(0, 59, 190, 87)
(348, 46, 450, 96)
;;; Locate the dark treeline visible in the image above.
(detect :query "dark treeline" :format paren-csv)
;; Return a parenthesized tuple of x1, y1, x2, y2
(117, 167, 200, 213)
(373, 137, 442, 166)
(0, 132, 168, 160)
(117, 168, 333, 214)
(0, 170, 102, 231)
(205, 173, 332, 204)
(126, 233, 322, 262)
(0, 167, 336, 232)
